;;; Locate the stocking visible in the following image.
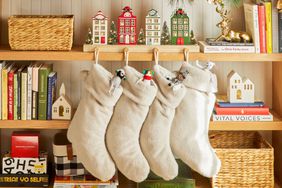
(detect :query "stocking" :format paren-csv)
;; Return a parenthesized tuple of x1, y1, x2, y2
(140, 64, 186, 180)
(67, 60, 122, 181)
(170, 61, 221, 178)
(106, 65, 157, 182)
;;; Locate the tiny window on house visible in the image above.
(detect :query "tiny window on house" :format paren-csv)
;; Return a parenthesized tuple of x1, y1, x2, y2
(250, 85, 253, 90)
(131, 27, 135, 33)
(131, 20, 135, 26)
(95, 20, 99, 24)
(95, 37, 99, 43)
(154, 18, 159, 23)
(172, 18, 177, 24)
(120, 35, 124, 42)
(66, 107, 70, 113)
(125, 27, 130, 33)
(173, 25, 177, 30)
(94, 32, 99, 36)
(154, 38, 159, 43)
(54, 107, 57, 113)
(184, 31, 189, 37)
(247, 85, 250, 90)
(154, 25, 159, 30)
(130, 36, 135, 42)
(184, 18, 188, 24)
(235, 80, 237, 84)
(148, 25, 152, 30)
(101, 26, 105, 30)
(101, 20, 105, 24)
(184, 25, 189, 30)
(120, 20, 124, 26)
(120, 27, 124, 33)
(148, 31, 152, 36)
(101, 32, 105, 36)
(154, 31, 159, 36)
(244, 84, 246, 90)
(178, 19, 183, 24)
(125, 19, 130, 26)
(172, 31, 177, 37)
(238, 80, 240, 83)
(178, 32, 183, 37)
(95, 26, 99, 30)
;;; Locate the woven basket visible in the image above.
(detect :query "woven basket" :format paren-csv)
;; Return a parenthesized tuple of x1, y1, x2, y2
(8, 15, 74, 51)
(209, 131, 274, 188)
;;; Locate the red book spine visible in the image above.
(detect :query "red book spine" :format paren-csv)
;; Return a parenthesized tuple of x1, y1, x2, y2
(8, 72, 14, 120)
(258, 4, 267, 53)
(215, 105, 269, 115)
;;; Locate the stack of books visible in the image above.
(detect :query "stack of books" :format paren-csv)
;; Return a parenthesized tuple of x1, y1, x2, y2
(53, 174, 119, 188)
(0, 61, 57, 120)
(213, 101, 273, 122)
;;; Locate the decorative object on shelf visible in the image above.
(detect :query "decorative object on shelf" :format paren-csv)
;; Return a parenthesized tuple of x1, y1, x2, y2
(171, 55, 221, 178)
(171, 8, 191, 45)
(108, 21, 118, 45)
(137, 28, 146, 45)
(53, 132, 86, 176)
(145, 9, 161, 45)
(67, 49, 122, 181)
(85, 28, 93, 45)
(277, 0, 282, 9)
(190, 30, 197, 44)
(161, 21, 171, 45)
(8, 15, 74, 51)
(109, 69, 126, 95)
(52, 83, 72, 120)
(118, 6, 137, 45)
(92, 11, 108, 45)
(140, 69, 154, 86)
(227, 70, 255, 103)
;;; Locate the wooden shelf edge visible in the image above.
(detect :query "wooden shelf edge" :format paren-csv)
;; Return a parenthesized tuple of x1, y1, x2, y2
(0, 120, 70, 129)
(0, 46, 281, 62)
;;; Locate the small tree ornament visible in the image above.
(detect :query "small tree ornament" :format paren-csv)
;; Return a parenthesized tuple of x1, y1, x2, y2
(161, 21, 171, 45)
(85, 28, 93, 45)
(108, 21, 118, 45)
(138, 28, 146, 45)
(190, 30, 197, 44)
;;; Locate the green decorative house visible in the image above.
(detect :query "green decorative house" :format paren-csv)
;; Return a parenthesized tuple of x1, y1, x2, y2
(171, 8, 190, 45)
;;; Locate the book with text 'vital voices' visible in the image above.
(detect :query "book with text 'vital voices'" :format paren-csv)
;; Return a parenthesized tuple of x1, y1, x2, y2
(212, 113, 273, 122)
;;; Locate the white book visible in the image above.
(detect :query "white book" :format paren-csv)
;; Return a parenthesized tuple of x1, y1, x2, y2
(199, 41, 255, 53)
(244, 3, 260, 53)
(21, 69, 28, 120)
(27, 64, 33, 120)
(213, 113, 273, 122)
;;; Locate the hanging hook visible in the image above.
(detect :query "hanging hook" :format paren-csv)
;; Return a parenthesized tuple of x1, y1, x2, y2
(184, 48, 189, 64)
(94, 47, 99, 65)
(154, 48, 159, 65)
(124, 48, 129, 66)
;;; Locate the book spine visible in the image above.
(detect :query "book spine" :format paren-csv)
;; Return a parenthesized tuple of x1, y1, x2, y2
(27, 66, 33, 120)
(13, 74, 18, 120)
(8, 72, 14, 120)
(0, 64, 3, 120)
(213, 114, 273, 122)
(21, 73, 27, 120)
(38, 69, 49, 120)
(272, 0, 279, 53)
(201, 45, 255, 53)
(265, 2, 273, 53)
(217, 102, 264, 108)
(47, 76, 53, 120)
(17, 72, 21, 120)
(258, 4, 266, 53)
(2, 69, 8, 120)
(279, 10, 282, 53)
(215, 107, 269, 115)
(32, 91, 38, 120)
(253, 5, 260, 53)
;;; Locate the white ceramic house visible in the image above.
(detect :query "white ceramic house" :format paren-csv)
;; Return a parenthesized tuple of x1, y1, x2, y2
(52, 83, 72, 120)
(227, 70, 255, 103)
(92, 11, 108, 45)
(145, 9, 161, 45)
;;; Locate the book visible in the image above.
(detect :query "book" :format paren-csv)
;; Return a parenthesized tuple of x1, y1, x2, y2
(2, 63, 14, 120)
(212, 113, 273, 122)
(272, 0, 279, 53)
(16, 65, 25, 120)
(38, 64, 52, 120)
(214, 105, 269, 115)
(258, 4, 267, 53)
(47, 72, 57, 120)
(199, 41, 255, 53)
(0, 61, 5, 120)
(21, 67, 28, 120)
(13, 73, 18, 120)
(279, 10, 282, 53)
(31, 63, 42, 120)
(8, 66, 18, 120)
(244, 3, 260, 53)
(264, 1, 273, 53)
(217, 101, 264, 108)
(206, 38, 254, 46)
(27, 64, 33, 120)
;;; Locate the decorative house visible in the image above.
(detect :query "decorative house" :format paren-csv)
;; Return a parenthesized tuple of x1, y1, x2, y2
(92, 11, 108, 45)
(52, 83, 72, 120)
(145, 9, 161, 45)
(171, 8, 190, 45)
(227, 70, 255, 103)
(118, 6, 137, 45)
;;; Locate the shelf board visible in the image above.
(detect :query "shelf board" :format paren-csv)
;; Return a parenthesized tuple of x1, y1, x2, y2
(0, 120, 69, 129)
(0, 46, 281, 62)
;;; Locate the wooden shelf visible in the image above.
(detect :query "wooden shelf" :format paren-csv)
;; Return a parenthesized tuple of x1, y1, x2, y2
(0, 120, 69, 129)
(0, 46, 281, 62)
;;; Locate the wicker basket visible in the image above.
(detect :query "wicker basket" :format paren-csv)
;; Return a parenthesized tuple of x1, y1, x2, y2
(8, 15, 74, 51)
(209, 131, 274, 188)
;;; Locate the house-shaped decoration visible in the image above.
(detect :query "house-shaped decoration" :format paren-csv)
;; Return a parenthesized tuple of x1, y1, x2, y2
(227, 70, 255, 103)
(118, 6, 137, 45)
(171, 8, 190, 45)
(92, 11, 108, 45)
(52, 83, 72, 120)
(145, 9, 161, 45)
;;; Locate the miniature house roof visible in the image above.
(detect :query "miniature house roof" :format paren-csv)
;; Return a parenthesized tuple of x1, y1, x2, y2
(146, 9, 160, 17)
(227, 70, 241, 81)
(93, 11, 107, 20)
(172, 8, 188, 18)
(119, 6, 136, 18)
(53, 95, 72, 108)
(242, 77, 254, 85)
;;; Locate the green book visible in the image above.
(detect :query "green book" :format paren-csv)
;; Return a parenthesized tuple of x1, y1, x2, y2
(38, 64, 52, 120)
(13, 73, 18, 120)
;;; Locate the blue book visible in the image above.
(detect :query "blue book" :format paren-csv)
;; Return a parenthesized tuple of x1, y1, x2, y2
(217, 101, 264, 108)
(47, 72, 57, 120)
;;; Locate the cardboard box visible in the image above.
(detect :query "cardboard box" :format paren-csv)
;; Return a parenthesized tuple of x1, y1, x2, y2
(11, 131, 39, 158)
(2, 152, 47, 174)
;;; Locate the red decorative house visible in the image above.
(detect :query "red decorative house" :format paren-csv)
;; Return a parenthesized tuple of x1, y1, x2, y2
(118, 6, 137, 45)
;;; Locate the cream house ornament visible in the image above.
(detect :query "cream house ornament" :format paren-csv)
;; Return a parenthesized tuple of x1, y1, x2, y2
(227, 70, 255, 103)
(52, 83, 72, 120)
